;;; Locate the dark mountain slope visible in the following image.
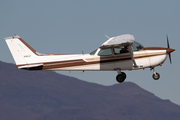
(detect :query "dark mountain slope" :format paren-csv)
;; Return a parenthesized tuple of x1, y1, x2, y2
(0, 61, 180, 120)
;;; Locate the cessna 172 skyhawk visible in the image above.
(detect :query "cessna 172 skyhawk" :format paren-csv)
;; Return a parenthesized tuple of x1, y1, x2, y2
(5, 34, 175, 83)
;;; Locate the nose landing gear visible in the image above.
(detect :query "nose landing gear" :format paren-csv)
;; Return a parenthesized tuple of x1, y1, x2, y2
(151, 68, 160, 80)
(152, 73, 160, 80)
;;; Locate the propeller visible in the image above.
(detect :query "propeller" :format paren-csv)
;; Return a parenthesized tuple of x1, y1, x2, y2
(167, 35, 172, 64)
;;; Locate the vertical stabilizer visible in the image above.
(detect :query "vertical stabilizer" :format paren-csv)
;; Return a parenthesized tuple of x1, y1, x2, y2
(5, 35, 40, 68)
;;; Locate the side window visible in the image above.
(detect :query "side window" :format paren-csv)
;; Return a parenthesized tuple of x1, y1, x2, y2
(98, 48, 112, 56)
(114, 46, 129, 54)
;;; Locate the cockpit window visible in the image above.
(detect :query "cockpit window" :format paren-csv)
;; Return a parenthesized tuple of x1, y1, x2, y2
(90, 49, 98, 55)
(98, 48, 112, 56)
(114, 46, 129, 54)
(131, 41, 144, 51)
(90, 41, 143, 55)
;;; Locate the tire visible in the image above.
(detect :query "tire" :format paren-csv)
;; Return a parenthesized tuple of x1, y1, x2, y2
(116, 72, 126, 83)
(152, 73, 160, 80)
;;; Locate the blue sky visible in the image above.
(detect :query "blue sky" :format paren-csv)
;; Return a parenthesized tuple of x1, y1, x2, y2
(1, 0, 180, 105)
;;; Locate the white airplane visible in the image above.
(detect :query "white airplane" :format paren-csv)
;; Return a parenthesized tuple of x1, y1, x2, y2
(5, 34, 175, 83)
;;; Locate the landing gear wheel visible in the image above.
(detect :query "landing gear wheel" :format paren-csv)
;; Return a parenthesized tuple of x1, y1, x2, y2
(152, 73, 160, 80)
(116, 72, 126, 83)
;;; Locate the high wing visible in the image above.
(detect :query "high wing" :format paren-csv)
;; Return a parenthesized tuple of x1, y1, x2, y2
(100, 34, 135, 49)
(101, 34, 137, 67)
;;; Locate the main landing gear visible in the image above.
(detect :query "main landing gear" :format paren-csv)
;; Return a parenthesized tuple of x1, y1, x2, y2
(151, 68, 160, 80)
(116, 69, 126, 83)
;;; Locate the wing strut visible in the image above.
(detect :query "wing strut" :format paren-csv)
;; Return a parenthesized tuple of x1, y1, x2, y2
(127, 45, 138, 68)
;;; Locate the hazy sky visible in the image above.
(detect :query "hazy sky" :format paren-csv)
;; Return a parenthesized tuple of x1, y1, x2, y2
(1, 0, 180, 105)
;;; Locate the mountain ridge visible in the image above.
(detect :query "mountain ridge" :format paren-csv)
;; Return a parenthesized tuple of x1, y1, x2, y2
(0, 60, 180, 120)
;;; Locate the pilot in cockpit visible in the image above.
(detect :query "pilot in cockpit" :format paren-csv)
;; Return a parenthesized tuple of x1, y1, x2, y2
(120, 46, 129, 54)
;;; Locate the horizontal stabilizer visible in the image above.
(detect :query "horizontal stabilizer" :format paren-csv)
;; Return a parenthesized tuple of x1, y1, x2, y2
(17, 64, 43, 70)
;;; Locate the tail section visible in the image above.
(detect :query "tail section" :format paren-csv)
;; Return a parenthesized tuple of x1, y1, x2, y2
(5, 35, 42, 70)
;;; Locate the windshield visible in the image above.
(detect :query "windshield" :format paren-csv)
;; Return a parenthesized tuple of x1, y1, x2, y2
(131, 41, 144, 51)
(90, 49, 98, 55)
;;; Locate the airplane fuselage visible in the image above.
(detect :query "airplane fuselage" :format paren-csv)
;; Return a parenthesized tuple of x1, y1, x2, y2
(16, 47, 169, 71)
